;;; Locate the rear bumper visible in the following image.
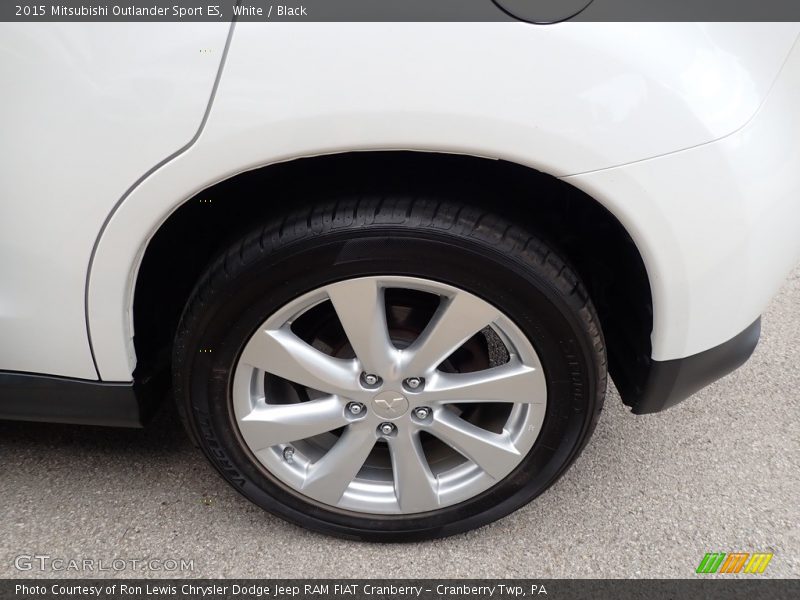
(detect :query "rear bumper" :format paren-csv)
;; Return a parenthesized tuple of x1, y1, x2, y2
(565, 37, 800, 365)
(630, 318, 761, 414)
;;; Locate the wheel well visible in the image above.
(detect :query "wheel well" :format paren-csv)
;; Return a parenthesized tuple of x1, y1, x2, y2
(133, 151, 653, 406)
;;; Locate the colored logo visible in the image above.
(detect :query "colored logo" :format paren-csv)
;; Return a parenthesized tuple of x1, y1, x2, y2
(696, 552, 773, 574)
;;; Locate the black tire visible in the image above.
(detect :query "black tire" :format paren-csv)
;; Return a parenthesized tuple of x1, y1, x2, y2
(173, 196, 606, 541)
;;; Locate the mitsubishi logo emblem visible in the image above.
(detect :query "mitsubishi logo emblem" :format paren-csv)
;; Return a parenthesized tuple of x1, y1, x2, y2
(370, 391, 410, 419)
(374, 396, 404, 412)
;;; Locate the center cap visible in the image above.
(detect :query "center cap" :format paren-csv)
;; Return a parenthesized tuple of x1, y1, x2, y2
(370, 391, 410, 420)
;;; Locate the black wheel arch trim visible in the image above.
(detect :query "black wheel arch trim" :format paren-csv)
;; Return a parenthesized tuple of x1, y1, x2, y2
(0, 368, 165, 428)
(628, 318, 761, 414)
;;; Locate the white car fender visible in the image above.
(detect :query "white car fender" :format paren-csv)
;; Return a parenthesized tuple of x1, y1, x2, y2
(78, 22, 800, 380)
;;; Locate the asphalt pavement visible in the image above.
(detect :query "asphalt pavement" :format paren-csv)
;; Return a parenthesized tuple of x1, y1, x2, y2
(1, 266, 798, 579)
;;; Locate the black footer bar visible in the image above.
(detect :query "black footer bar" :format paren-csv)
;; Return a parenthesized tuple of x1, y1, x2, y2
(3, 579, 799, 600)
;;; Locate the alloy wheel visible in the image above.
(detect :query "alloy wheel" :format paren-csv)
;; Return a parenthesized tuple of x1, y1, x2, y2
(232, 276, 547, 514)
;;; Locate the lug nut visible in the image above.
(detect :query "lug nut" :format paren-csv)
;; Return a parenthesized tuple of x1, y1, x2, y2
(379, 422, 396, 436)
(347, 402, 365, 416)
(362, 373, 381, 387)
(413, 407, 430, 420)
(405, 377, 423, 390)
(283, 446, 295, 463)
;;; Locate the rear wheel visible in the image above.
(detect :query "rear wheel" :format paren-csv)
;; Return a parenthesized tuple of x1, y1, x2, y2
(173, 196, 606, 541)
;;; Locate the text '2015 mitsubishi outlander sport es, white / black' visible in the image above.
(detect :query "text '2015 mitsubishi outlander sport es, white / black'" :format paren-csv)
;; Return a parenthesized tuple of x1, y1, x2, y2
(1, 17, 799, 540)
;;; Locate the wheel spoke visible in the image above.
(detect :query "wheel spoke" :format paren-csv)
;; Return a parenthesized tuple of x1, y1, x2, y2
(425, 362, 546, 404)
(239, 397, 348, 450)
(427, 410, 521, 479)
(240, 327, 359, 396)
(301, 423, 377, 504)
(387, 428, 439, 512)
(326, 279, 399, 377)
(402, 292, 500, 375)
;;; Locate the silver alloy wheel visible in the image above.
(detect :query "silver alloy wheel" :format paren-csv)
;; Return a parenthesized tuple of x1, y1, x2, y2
(232, 276, 547, 514)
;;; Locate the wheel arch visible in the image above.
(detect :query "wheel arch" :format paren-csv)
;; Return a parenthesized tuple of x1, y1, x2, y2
(118, 151, 654, 409)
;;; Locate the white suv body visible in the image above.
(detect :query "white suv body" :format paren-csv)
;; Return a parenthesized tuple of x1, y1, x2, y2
(1, 22, 799, 539)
